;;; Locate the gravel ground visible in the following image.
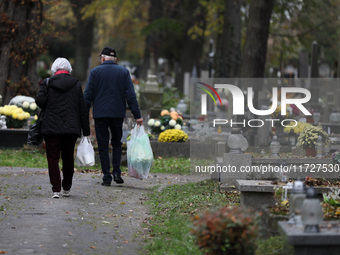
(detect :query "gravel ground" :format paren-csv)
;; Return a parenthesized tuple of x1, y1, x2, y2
(0, 167, 209, 255)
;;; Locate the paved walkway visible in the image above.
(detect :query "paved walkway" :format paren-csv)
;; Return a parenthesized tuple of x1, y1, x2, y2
(0, 167, 208, 255)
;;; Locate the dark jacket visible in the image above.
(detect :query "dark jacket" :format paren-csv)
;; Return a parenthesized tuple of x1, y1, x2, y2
(35, 74, 90, 137)
(84, 60, 141, 119)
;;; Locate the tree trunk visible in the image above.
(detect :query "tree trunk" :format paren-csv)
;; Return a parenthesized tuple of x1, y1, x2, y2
(139, 0, 163, 80)
(0, 0, 43, 105)
(70, 0, 95, 82)
(241, 0, 274, 78)
(215, 0, 242, 78)
(174, 0, 206, 93)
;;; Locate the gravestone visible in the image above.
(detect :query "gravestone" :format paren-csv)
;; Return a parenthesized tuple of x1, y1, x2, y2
(279, 221, 340, 255)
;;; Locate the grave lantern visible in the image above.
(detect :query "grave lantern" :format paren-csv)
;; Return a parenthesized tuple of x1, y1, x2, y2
(315, 136, 324, 158)
(312, 110, 321, 124)
(329, 108, 340, 123)
(301, 187, 323, 233)
(288, 180, 305, 227)
(270, 136, 280, 157)
(176, 99, 187, 114)
(227, 128, 248, 154)
(288, 130, 296, 146)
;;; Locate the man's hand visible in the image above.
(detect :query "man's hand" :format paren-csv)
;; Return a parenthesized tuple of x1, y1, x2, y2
(136, 118, 143, 126)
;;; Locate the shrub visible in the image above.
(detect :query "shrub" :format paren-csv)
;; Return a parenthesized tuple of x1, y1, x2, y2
(191, 206, 260, 255)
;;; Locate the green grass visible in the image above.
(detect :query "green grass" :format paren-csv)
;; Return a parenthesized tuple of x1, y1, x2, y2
(151, 157, 190, 174)
(0, 149, 192, 174)
(0, 148, 101, 171)
(143, 180, 240, 254)
(0, 149, 48, 168)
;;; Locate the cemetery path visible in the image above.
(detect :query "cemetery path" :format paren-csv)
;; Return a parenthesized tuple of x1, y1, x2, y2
(0, 167, 208, 255)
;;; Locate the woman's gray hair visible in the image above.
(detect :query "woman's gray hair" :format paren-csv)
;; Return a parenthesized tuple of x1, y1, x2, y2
(51, 57, 73, 75)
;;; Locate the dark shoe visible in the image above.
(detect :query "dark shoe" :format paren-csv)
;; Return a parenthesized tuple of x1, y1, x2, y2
(101, 182, 111, 186)
(113, 175, 124, 184)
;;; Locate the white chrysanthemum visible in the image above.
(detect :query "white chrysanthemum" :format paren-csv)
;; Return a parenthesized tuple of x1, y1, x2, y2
(169, 119, 176, 126)
(175, 124, 181, 130)
(148, 118, 155, 126)
(30, 103, 37, 110)
(160, 126, 165, 131)
(154, 120, 161, 127)
(22, 101, 30, 108)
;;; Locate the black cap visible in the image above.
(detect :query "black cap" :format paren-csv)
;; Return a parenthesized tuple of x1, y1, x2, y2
(100, 46, 117, 57)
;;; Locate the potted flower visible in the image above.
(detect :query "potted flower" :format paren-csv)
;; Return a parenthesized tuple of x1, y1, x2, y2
(158, 129, 188, 142)
(148, 109, 183, 134)
(297, 125, 330, 156)
(0, 105, 31, 128)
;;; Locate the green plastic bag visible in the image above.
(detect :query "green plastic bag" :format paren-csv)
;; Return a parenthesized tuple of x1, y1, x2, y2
(127, 125, 153, 179)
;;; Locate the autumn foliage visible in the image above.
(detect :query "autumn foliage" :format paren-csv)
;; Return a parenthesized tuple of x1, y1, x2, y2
(191, 206, 260, 255)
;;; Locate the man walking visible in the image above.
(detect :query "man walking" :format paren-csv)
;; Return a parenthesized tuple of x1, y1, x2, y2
(84, 46, 143, 186)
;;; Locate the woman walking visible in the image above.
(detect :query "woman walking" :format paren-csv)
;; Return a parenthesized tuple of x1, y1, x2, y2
(36, 58, 90, 198)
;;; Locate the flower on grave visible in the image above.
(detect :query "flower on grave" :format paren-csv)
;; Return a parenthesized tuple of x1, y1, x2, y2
(30, 103, 37, 110)
(169, 119, 176, 127)
(174, 124, 181, 130)
(149, 109, 184, 134)
(22, 101, 30, 108)
(148, 118, 155, 126)
(0, 105, 30, 128)
(297, 125, 330, 149)
(331, 150, 340, 164)
(161, 109, 169, 116)
(34, 115, 38, 120)
(158, 129, 188, 142)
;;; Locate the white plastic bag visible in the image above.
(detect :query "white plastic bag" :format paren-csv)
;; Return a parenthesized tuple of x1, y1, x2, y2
(127, 125, 153, 179)
(76, 137, 95, 167)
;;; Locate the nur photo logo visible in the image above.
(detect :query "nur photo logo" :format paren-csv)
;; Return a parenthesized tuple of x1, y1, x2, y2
(196, 82, 312, 128)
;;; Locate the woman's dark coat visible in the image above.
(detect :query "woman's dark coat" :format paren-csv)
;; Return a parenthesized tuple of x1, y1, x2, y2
(35, 74, 90, 137)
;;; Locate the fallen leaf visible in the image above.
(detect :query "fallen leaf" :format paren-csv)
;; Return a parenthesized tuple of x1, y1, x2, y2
(124, 241, 128, 243)
(90, 246, 96, 249)
(120, 202, 126, 205)
(0, 251, 7, 254)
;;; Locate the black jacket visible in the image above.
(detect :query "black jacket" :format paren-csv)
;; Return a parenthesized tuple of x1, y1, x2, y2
(35, 74, 90, 137)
